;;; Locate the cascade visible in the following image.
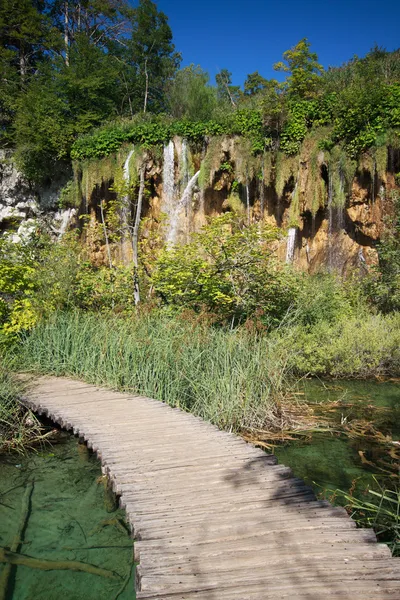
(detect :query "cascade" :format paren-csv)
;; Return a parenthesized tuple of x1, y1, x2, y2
(260, 166, 265, 219)
(121, 147, 135, 263)
(285, 227, 297, 263)
(180, 139, 189, 193)
(246, 183, 250, 224)
(167, 171, 200, 245)
(55, 208, 76, 237)
(328, 168, 334, 270)
(337, 168, 345, 231)
(162, 140, 175, 224)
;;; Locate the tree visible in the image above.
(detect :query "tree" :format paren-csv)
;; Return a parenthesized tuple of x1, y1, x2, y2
(274, 38, 324, 99)
(244, 71, 268, 96)
(215, 68, 241, 108)
(48, 0, 128, 65)
(0, 0, 54, 142)
(126, 0, 180, 114)
(168, 64, 217, 121)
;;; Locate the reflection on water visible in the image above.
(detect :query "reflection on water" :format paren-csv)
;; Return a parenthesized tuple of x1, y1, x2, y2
(275, 380, 400, 494)
(0, 435, 135, 600)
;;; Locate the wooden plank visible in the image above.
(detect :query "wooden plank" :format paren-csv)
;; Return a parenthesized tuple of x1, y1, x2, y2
(23, 376, 400, 600)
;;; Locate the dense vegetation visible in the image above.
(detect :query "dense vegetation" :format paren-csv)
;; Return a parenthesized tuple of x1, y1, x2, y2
(1, 0, 399, 554)
(1, 1, 400, 181)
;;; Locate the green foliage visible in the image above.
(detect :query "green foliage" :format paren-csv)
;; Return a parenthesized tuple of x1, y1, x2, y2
(74, 264, 136, 312)
(364, 191, 400, 312)
(274, 38, 324, 99)
(336, 478, 400, 556)
(215, 69, 241, 108)
(71, 109, 268, 161)
(244, 71, 269, 96)
(0, 240, 37, 343)
(167, 64, 217, 121)
(0, 363, 43, 452)
(15, 310, 295, 433)
(274, 312, 400, 377)
(0, 233, 83, 343)
(152, 214, 300, 325)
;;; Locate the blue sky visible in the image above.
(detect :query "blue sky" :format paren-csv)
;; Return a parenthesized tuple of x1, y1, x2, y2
(155, 0, 400, 86)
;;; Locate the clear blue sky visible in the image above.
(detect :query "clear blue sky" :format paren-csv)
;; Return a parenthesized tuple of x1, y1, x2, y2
(155, 0, 400, 86)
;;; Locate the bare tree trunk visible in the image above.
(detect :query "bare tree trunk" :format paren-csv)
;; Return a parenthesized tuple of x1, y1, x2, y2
(260, 164, 265, 220)
(19, 47, 26, 83)
(143, 57, 149, 114)
(100, 200, 115, 308)
(132, 165, 145, 305)
(64, 1, 70, 66)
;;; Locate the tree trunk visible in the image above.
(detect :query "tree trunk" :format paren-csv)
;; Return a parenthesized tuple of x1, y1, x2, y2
(143, 57, 149, 114)
(132, 165, 145, 305)
(64, 1, 70, 66)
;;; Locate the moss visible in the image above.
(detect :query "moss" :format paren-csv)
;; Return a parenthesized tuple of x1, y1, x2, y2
(327, 146, 356, 209)
(287, 182, 300, 227)
(261, 151, 273, 187)
(199, 136, 225, 188)
(232, 137, 259, 184)
(375, 145, 388, 180)
(222, 192, 246, 216)
(275, 152, 298, 198)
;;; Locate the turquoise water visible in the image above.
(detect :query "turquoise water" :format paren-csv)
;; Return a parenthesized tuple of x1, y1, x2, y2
(0, 434, 135, 600)
(275, 379, 400, 495)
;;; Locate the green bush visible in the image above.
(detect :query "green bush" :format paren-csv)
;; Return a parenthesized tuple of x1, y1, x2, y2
(273, 313, 400, 377)
(153, 214, 300, 325)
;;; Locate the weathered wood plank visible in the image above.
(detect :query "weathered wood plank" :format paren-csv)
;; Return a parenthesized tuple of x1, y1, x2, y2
(23, 376, 400, 600)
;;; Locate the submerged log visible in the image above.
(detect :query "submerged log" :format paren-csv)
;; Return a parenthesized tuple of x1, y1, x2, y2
(0, 548, 120, 580)
(0, 480, 34, 600)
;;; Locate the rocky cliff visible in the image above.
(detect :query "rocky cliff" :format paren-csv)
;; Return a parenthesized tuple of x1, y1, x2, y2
(2, 137, 399, 276)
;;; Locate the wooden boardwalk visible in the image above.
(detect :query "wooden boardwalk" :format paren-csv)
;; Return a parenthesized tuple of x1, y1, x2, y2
(24, 376, 400, 599)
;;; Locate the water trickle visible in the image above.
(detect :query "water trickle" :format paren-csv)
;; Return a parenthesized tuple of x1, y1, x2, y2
(162, 141, 175, 225)
(336, 168, 345, 231)
(53, 208, 76, 237)
(121, 147, 135, 263)
(327, 168, 334, 270)
(179, 139, 189, 193)
(167, 171, 200, 245)
(285, 227, 297, 263)
(260, 166, 265, 220)
(246, 183, 250, 225)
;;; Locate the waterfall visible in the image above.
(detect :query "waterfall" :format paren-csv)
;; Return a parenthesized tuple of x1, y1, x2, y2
(180, 139, 189, 193)
(285, 227, 297, 263)
(121, 147, 135, 263)
(51, 208, 76, 237)
(337, 168, 345, 231)
(163, 140, 175, 216)
(167, 171, 200, 245)
(328, 168, 334, 270)
(246, 183, 250, 225)
(260, 166, 265, 220)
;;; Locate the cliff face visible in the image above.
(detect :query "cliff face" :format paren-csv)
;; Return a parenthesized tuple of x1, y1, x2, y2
(2, 138, 399, 276)
(0, 150, 75, 241)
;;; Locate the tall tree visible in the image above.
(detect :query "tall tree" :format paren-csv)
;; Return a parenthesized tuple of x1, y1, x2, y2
(274, 38, 324, 99)
(244, 71, 268, 96)
(215, 68, 241, 108)
(0, 0, 53, 142)
(127, 0, 180, 114)
(167, 64, 217, 121)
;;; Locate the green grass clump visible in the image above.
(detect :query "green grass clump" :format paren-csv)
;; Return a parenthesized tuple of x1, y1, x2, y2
(0, 361, 43, 453)
(337, 478, 400, 556)
(14, 310, 295, 434)
(272, 312, 400, 378)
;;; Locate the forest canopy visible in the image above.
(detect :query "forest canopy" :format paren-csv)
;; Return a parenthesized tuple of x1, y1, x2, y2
(1, 1, 400, 181)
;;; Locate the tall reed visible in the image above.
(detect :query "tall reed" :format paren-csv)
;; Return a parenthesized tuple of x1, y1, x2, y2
(15, 310, 295, 433)
(0, 362, 43, 452)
